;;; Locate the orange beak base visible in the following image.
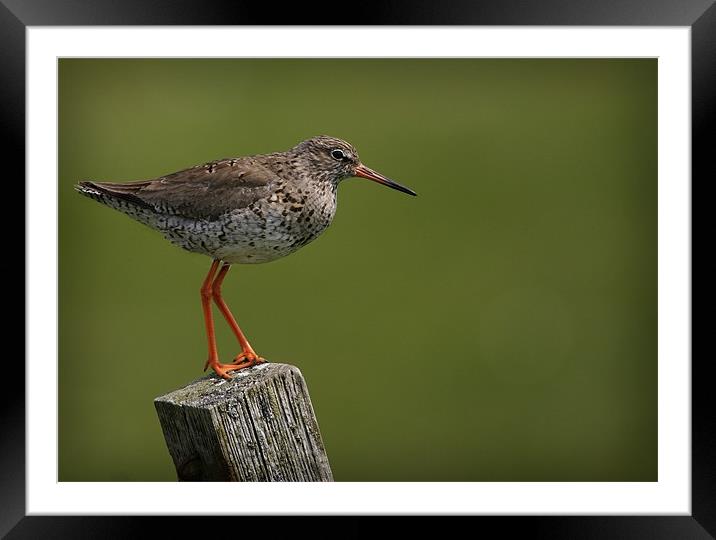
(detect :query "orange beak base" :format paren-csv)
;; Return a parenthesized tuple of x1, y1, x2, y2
(353, 164, 417, 196)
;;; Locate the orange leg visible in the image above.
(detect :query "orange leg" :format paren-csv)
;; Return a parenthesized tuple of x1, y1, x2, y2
(200, 259, 250, 380)
(211, 263, 266, 367)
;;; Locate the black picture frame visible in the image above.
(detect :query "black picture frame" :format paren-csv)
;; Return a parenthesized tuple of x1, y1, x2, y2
(5, 0, 711, 537)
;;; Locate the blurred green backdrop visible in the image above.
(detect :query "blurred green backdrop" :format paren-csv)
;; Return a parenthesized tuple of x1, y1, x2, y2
(59, 59, 656, 482)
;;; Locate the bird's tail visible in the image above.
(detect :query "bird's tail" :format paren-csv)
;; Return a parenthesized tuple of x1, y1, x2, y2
(75, 180, 106, 204)
(75, 179, 162, 233)
(75, 180, 152, 208)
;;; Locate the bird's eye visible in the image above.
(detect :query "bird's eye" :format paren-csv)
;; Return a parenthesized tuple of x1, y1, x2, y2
(331, 149, 346, 161)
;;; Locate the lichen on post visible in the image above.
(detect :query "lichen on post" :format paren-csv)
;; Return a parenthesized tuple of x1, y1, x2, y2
(154, 363, 333, 482)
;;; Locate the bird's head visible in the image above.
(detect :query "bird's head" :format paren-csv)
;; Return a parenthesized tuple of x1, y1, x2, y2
(294, 135, 417, 196)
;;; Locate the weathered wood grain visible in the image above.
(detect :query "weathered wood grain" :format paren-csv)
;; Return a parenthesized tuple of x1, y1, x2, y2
(154, 363, 333, 481)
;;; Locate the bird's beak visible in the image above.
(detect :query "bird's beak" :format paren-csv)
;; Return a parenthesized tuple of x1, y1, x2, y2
(353, 164, 417, 196)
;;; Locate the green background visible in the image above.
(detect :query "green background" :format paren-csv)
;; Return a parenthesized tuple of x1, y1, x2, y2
(59, 59, 657, 482)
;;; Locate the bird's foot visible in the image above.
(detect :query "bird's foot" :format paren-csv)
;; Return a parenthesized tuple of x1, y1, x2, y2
(232, 350, 267, 367)
(205, 360, 252, 380)
(203, 351, 266, 379)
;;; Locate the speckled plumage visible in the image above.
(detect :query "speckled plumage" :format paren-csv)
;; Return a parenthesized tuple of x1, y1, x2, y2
(76, 136, 414, 264)
(76, 135, 416, 380)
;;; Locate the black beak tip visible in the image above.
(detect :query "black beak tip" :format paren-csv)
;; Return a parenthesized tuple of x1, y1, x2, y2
(389, 181, 417, 197)
(354, 164, 417, 197)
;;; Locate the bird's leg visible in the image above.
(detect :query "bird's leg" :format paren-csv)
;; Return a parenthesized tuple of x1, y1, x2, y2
(201, 259, 246, 379)
(201, 259, 222, 374)
(211, 263, 266, 367)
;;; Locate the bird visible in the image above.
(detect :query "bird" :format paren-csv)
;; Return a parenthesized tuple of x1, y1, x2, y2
(76, 135, 416, 379)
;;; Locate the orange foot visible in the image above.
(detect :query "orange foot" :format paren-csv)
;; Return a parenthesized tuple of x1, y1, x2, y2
(232, 350, 267, 367)
(204, 352, 267, 380)
(205, 361, 252, 380)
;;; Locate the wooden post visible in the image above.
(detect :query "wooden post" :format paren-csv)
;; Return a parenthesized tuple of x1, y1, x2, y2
(154, 362, 333, 482)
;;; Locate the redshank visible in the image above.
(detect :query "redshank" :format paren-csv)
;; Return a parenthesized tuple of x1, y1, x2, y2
(76, 136, 416, 379)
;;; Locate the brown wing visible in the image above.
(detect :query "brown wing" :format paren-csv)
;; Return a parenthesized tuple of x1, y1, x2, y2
(85, 157, 278, 221)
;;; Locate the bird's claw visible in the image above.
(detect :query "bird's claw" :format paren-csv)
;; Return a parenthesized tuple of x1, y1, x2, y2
(204, 351, 266, 380)
(206, 361, 251, 380)
(232, 351, 267, 367)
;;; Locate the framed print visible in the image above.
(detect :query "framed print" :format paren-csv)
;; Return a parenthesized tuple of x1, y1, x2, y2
(6, 0, 712, 537)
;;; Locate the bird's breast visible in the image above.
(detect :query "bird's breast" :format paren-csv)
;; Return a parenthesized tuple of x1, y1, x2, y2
(213, 187, 337, 264)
